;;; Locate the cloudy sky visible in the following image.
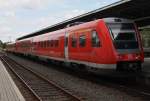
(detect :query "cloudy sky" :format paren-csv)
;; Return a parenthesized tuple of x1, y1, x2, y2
(0, 0, 119, 42)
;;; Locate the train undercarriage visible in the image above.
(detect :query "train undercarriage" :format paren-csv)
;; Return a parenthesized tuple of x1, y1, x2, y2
(117, 61, 142, 72)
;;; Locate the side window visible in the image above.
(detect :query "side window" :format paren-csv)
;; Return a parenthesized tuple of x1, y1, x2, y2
(40, 42, 42, 48)
(79, 35, 86, 47)
(41, 42, 43, 48)
(56, 40, 59, 47)
(34, 42, 36, 46)
(45, 41, 47, 48)
(38, 42, 39, 47)
(42, 41, 44, 48)
(91, 30, 100, 47)
(48, 40, 51, 47)
(47, 41, 49, 47)
(71, 35, 77, 47)
(43, 41, 45, 48)
(40, 42, 42, 47)
(54, 40, 58, 47)
(51, 40, 53, 47)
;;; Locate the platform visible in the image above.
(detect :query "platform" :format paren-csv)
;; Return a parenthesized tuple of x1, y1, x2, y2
(0, 60, 25, 101)
(143, 58, 150, 72)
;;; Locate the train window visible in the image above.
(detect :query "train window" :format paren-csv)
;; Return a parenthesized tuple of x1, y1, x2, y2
(54, 40, 56, 47)
(39, 42, 41, 47)
(40, 42, 41, 47)
(57, 40, 59, 47)
(51, 40, 53, 47)
(42, 41, 44, 48)
(47, 41, 48, 47)
(49, 40, 52, 47)
(79, 35, 86, 47)
(43, 41, 45, 48)
(41, 42, 42, 48)
(47, 41, 50, 47)
(71, 35, 77, 47)
(55, 40, 59, 47)
(40, 42, 42, 47)
(47, 41, 49, 47)
(91, 30, 100, 47)
(46, 41, 48, 47)
(44, 41, 46, 48)
(34, 42, 36, 46)
(49, 40, 51, 47)
(46, 41, 47, 48)
(39, 42, 40, 47)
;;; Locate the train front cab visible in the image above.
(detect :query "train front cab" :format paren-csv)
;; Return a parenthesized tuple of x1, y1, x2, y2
(104, 18, 144, 71)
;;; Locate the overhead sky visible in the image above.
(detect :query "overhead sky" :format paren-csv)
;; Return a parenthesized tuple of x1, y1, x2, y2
(0, 0, 119, 42)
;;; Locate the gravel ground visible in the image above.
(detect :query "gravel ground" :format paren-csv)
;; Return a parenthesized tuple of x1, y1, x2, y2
(7, 53, 147, 101)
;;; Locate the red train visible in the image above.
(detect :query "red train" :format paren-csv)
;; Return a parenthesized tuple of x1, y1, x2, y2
(6, 18, 144, 71)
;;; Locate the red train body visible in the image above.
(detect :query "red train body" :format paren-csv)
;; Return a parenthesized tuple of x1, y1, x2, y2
(6, 18, 144, 71)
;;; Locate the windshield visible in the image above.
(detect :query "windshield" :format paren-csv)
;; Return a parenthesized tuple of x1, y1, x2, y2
(107, 23, 139, 49)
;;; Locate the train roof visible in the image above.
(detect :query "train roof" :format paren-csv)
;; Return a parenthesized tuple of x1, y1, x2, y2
(6, 42, 15, 45)
(17, 19, 101, 42)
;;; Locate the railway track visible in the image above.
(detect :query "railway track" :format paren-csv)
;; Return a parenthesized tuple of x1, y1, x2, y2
(2, 53, 150, 100)
(0, 55, 82, 101)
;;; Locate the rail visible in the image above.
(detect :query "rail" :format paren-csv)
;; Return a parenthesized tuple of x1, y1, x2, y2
(0, 55, 82, 101)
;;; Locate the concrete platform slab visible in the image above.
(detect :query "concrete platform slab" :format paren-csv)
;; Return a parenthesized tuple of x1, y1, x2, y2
(143, 58, 150, 73)
(0, 60, 25, 101)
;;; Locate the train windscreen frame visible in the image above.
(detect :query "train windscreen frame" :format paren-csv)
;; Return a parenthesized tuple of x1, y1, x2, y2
(107, 23, 139, 50)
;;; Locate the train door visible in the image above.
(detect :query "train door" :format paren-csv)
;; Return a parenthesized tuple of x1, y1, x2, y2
(64, 32, 69, 60)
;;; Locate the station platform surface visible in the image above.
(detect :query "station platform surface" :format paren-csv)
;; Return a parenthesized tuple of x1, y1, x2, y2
(0, 60, 25, 101)
(143, 58, 150, 72)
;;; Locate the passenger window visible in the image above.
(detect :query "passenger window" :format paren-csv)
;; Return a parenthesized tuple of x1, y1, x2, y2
(45, 41, 47, 48)
(71, 35, 77, 47)
(34, 42, 36, 46)
(51, 40, 53, 47)
(39, 42, 40, 47)
(41, 42, 42, 47)
(46, 41, 48, 47)
(54, 40, 58, 47)
(42, 42, 44, 48)
(56, 40, 59, 47)
(42, 42, 43, 48)
(44, 41, 46, 48)
(48, 40, 50, 47)
(40, 42, 42, 47)
(79, 35, 86, 47)
(91, 30, 100, 47)
(42, 41, 44, 48)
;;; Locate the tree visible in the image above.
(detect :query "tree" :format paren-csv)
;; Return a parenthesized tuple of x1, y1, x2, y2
(0, 40, 6, 49)
(140, 28, 150, 48)
(0, 40, 3, 48)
